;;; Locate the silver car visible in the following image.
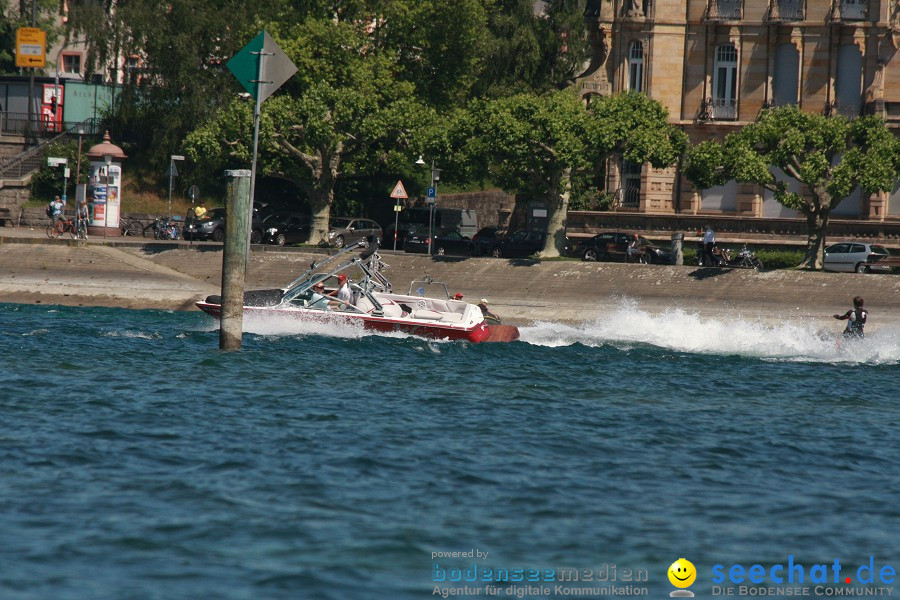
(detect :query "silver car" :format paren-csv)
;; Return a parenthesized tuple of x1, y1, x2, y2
(823, 241, 891, 273)
(327, 217, 382, 248)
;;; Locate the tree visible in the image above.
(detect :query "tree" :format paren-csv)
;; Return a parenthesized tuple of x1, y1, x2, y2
(586, 90, 687, 199)
(684, 106, 900, 269)
(183, 20, 433, 244)
(455, 89, 591, 257)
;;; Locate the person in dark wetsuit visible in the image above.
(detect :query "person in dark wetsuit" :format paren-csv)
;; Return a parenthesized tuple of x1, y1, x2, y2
(477, 299, 501, 325)
(834, 296, 867, 338)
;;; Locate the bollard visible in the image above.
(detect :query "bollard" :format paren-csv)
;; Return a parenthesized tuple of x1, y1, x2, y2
(671, 232, 684, 266)
(219, 169, 252, 350)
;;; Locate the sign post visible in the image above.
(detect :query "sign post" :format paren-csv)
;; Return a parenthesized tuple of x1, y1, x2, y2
(167, 155, 185, 219)
(389, 180, 408, 251)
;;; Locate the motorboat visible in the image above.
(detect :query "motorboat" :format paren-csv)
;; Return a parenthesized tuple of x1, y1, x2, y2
(196, 241, 520, 343)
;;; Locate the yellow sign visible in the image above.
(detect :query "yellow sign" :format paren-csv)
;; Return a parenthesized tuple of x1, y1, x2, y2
(16, 27, 46, 68)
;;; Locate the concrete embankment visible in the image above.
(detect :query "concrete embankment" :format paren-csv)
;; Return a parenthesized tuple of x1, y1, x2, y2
(1, 236, 898, 331)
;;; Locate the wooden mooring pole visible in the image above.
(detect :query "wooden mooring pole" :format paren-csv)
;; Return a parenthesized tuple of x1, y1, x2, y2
(219, 169, 252, 350)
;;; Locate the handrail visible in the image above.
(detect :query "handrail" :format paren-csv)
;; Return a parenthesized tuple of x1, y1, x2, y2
(0, 118, 99, 180)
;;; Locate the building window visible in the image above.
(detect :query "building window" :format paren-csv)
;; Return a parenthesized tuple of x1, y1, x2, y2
(835, 44, 862, 118)
(712, 44, 738, 120)
(772, 43, 799, 106)
(837, 0, 866, 21)
(621, 160, 642, 208)
(628, 41, 643, 92)
(62, 53, 81, 75)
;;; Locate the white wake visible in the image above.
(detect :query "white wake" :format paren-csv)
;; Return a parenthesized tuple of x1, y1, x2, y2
(518, 303, 900, 365)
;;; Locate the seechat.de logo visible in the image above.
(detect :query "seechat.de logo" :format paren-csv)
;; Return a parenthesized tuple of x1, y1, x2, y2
(668, 558, 697, 598)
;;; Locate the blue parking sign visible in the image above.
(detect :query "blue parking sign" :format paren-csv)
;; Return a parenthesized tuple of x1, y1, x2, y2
(427, 187, 436, 198)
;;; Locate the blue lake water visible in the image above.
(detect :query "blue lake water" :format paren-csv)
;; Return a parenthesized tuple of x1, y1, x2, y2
(1, 302, 898, 600)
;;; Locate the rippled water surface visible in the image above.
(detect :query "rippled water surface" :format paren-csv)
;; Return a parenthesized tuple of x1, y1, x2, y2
(1, 303, 898, 600)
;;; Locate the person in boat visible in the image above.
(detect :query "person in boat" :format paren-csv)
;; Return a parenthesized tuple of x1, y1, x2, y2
(308, 281, 331, 310)
(834, 296, 867, 339)
(452, 293, 464, 300)
(477, 298, 501, 325)
(328, 273, 352, 305)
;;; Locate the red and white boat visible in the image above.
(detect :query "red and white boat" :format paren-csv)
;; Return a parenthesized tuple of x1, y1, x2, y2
(196, 242, 519, 343)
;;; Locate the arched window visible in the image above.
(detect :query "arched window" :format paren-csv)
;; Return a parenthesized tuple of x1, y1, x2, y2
(628, 41, 643, 92)
(712, 43, 738, 119)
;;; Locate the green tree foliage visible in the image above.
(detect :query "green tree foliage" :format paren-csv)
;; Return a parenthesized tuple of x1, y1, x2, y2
(455, 89, 590, 256)
(452, 90, 685, 257)
(684, 106, 900, 269)
(29, 140, 89, 201)
(184, 21, 433, 244)
(474, 0, 591, 98)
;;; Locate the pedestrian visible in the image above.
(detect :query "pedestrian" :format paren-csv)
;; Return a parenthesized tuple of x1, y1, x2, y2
(834, 296, 867, 339)
(194, 200, 207, 219)
(626, 233, 642, 263)
(702, 224, 716, 266)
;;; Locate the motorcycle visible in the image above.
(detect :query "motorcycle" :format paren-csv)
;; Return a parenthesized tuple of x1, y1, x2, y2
(698, 242, 763, 270)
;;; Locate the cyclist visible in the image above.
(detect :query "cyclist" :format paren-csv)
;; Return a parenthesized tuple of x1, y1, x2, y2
(76, 200, 90, 239)
(48, 196, 65, 229)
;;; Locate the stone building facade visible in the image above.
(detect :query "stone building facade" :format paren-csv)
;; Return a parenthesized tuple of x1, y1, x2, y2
(578, 0, 900, 221)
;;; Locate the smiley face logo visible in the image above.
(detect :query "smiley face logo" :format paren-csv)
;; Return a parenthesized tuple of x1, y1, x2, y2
(668, 558, 697, 588)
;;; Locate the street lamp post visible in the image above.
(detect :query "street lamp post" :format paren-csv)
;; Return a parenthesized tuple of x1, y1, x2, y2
(416, 155, 441, 256)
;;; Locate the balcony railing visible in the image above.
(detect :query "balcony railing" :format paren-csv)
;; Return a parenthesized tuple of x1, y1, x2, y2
(707, 0, 743, 20)
(832, 0, 866, 21)
(767, 0, 804, 21)
(825, 100, 860, 120)
(712, 98, 737, 120)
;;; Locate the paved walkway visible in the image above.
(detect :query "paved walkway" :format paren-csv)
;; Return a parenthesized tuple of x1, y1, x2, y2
(2, 224, 898, 328)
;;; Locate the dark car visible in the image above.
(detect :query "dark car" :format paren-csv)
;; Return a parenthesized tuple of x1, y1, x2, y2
(489, 230, 548, 258)
(183, 208, 265, 243)
(327, 217, 383, 248)
(472, 226, 506, 256)
(405, 229, 475, 256)
(575, 232, 673, 264)
(262, 212, 311, 246)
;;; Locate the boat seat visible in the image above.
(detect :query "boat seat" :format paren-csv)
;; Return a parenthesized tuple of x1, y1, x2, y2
(439, 313, 464, 323)
(412, 309, 443, 320)
(381, 303, 404, 318)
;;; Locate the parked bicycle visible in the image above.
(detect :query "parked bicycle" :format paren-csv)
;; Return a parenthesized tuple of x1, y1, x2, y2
(143, 216, 180, 240)
(47, 217, 78, 239)
(120, 215, 141, 236)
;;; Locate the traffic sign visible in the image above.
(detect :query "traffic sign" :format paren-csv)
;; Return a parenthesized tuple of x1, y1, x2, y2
(228, 30, 297, 103)
(16, 28, 45, 68)
(171, 155, 185, 161)
(189, 185, 200, 200)
(390, 180, 408, 199)
(427, 187, 436, 198)
(47, 157, 67, 167)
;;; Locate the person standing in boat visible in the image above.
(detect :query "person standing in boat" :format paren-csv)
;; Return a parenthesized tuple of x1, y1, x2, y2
(477, 299, 501, 325)
(834, 296, 867, 339)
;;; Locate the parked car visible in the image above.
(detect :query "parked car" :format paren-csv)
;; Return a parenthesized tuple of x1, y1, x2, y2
(823, 242, 892, 273)
(472, 226, 507, 256)
(385, 207, 479, 249)
(327, 217, 382, 248)
(183, 208, 265, 243)
(489, 230, 547, 258)
(262, 212, 310, 246)
(575, 231, 673, 264)
(405, 229, 475, 256)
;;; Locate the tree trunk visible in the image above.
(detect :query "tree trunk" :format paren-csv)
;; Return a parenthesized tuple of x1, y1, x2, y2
(308, 188, 333, 245)
(540, 168, 570, 258)
(799, 210, 829, 270)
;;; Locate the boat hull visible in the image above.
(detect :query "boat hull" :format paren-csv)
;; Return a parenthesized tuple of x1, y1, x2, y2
(196, 301, 517, 343)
